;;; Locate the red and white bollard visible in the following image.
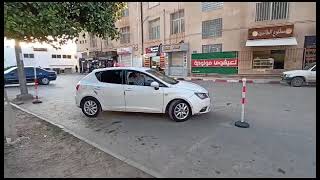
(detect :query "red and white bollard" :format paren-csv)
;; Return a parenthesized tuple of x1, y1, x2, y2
(235, 78, 250, 128)
(32, 67, 42, 104)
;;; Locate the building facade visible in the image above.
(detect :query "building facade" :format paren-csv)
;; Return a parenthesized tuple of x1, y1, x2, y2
(76, 2, 316, 76)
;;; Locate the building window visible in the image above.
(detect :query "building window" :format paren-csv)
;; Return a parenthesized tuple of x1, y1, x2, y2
(63, 55, 67, 59)
(122, 3, 129, 17)
(23, 54, 34, 58)
(57, 55, 61, 58)
(202, 18, 222, 38)
(148, 2, 160, 8)
(252, 50, 285, 69)
(120, 26, 130, 44)
(149, 18, 160, 40)
(170, 10, 185, 34)
(89, 33, 97, 48)
(201, 2, 223, 12)
(255, 2, 289, 21)
(67, 55, 72, 59)
(52, 54, 57, 58)
(202, 44, 222, 53)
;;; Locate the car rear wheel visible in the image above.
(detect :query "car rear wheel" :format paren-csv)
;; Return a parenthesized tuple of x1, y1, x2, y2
(168, 100, 191, 122)
(291, 77, 304, 87)
(81, 97, 101, 117)
(40, 77, 50, 85)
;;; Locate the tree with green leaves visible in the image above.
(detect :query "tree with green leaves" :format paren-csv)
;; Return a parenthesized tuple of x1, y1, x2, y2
(4, 2, 126, 100)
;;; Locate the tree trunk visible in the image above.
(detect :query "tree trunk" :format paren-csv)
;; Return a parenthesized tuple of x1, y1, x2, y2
(14, 40, 33, 100)
(14, 40, 28, 95)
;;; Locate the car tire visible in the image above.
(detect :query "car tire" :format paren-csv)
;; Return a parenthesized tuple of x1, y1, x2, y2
(40, 77, 50, 85)
(81, 97, 101, 118)
(291, 77, 304, 87)
(168, 100, 191, 122)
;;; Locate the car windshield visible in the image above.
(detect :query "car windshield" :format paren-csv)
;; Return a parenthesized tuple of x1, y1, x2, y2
(4, 67, 17, 74)
(303, 63, 316, 70)
(146, 69, 179, 85)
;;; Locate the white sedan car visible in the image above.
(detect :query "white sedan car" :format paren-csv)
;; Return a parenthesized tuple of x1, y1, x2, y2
(75, 67, 211, 122)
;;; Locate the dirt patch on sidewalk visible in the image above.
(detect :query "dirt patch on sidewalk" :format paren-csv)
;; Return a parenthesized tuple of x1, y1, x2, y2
(4, 107, 153, 178)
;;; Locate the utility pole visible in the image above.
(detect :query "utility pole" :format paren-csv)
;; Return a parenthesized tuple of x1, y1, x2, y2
(140, 2, 144, 56)
(14, 40, 33, 101)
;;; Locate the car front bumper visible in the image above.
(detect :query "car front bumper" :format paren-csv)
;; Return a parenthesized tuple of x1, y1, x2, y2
(280, 76, 293, 84)
(188, 95, 212, 115)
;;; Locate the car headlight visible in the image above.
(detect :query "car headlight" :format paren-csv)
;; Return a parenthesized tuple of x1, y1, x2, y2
(195, 92, 208, 99)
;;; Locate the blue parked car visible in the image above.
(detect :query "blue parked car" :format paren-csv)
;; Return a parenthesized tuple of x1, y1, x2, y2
(4, 66, 57, 85)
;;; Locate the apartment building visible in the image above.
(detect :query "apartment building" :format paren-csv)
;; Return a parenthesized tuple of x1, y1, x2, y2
(76, 2, 316, 76)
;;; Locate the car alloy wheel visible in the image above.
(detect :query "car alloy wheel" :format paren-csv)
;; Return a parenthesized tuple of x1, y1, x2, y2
(168, 100, 191, 122)
(83, 100, 98, 116)
(174, 103, 189, 120)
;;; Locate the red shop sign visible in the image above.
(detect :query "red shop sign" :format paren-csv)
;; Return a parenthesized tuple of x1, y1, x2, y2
(191, 59, 238, 67)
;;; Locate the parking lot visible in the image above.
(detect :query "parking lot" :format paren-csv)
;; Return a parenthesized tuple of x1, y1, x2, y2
(5, 74, 316, 178)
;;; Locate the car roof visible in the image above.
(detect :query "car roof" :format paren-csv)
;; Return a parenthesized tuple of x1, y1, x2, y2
(93, 67, 152, 73)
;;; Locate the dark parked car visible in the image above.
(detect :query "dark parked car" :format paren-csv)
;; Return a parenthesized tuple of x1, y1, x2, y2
(4, 66, 57, 85)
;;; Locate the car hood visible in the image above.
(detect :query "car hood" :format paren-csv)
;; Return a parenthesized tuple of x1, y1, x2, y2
(283, 70, 307, 75)
(171, 81, 208, 93)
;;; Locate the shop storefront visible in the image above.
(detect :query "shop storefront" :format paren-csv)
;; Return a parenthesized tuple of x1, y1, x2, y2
(191, 51, 238, 74)
(78, 51, 117, 73)
(303, 35, 316, 68)
(117, 47, 132, 67)
(143, 44, 165, 72)
(244, 24, 300, 74)
(162, 43, 189, 77)
(144, 45, 160, 68)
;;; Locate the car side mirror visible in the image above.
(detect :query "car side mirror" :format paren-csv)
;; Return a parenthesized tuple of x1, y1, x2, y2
(150, 81, 159, 90)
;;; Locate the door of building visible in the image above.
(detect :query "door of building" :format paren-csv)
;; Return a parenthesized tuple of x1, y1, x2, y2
(120, 54, 131, 67)
(168, 52, 186, 76)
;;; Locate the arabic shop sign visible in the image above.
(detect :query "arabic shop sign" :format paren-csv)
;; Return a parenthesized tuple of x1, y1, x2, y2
(248, 25, 294, 40)
(145, 46, 159, 54)
(162, 43, 189, 52)
(192, 59, 238, 67)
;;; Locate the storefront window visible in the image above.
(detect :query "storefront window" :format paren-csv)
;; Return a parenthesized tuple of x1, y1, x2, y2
(252, 50, 285, 69)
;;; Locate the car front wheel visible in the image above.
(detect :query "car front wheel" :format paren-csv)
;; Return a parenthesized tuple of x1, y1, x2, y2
(81, 97, 101, 117)
(40, 77, 50, 85)
(291, 77, 304, 87)
(168, 100, 191, 122)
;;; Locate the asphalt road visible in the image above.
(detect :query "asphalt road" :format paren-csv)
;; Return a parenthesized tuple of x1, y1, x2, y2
(5, 74, 316, 178)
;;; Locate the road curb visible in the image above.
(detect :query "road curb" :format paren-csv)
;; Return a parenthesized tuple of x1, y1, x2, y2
(173, 77, 280, 84)
(10, 103, 163, 178)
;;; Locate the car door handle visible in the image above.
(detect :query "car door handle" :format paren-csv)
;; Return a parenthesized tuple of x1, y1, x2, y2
(125, 88, 133, 91)
(94, 87, 101, 90)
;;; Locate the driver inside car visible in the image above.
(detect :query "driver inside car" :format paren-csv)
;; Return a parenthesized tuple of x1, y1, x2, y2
(128, 72, 145, 86)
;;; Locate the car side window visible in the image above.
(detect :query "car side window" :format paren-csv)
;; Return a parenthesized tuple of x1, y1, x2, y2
(126, 71, 146, 86)
(36, 68, 46, 73)
(96, 70, 123, 84)
(311, 66, 316, 71)
(126, 70, 165, 87)
(25, 67, 34, 75)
